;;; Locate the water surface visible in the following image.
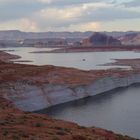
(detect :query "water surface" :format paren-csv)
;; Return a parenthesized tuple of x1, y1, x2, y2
(1, 47, 140, 70)
(37, 84, 140, 139)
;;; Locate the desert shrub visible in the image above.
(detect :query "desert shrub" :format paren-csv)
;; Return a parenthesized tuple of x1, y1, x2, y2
(35, 122, 44, 127)
(52, 137, 60, 140)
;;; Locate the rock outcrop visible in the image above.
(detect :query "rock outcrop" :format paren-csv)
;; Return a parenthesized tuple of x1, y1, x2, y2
(2, 73, 140, 112)
(83, 32, 121, 46)
(118, 33, 140, 45)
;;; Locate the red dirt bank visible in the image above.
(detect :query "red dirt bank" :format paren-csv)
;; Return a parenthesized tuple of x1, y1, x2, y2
(0, 51, 139, 140)
(0, 97, 135, 140)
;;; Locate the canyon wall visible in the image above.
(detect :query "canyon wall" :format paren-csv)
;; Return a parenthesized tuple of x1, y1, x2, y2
(2, 74, 140, 112)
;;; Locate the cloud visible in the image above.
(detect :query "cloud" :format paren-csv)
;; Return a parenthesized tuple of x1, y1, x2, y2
(123, 0, 140, 7)
(36, 0, 104, 5)
(29, 3, 109, 29)
(29, 2, 140, 31)
(84, 7, 140, 21)
(0, 0, 45, 22)
(39, 22, 101, 31)
(0, 18, 39, 31)
(68, 22, 100, 31)
(0, 0, 139, 31)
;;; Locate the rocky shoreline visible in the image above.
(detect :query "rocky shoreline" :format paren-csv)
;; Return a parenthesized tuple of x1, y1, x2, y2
(3, 73, 140, 112)
(30, 45, 140, 53)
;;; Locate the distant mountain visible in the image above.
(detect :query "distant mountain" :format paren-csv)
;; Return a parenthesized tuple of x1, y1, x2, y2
(118, 33, 140, 45)
(0, 30, 139, 47)
(0, 30, 139, 40)
(0, 30, 25, 40)
(0, 30, 93, 40)
(83, 32, 121, 46)
(102, 31, 140, 38)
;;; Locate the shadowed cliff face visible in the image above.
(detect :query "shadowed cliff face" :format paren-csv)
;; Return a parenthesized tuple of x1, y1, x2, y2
(83, 33, 121, 46)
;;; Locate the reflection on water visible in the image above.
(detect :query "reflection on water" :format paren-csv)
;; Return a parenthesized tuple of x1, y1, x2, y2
(37, 84, 140, 139)
(1, 47, 140, 70)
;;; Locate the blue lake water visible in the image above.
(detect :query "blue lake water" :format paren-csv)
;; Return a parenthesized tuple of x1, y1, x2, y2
(1, 47, 140, 70)
(37, 84, 140, 139)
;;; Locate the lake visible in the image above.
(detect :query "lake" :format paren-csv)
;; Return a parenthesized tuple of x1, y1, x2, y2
(37, 84, 140, 139)
(1, 47, 140, 70)
(2, 47, 140, 138)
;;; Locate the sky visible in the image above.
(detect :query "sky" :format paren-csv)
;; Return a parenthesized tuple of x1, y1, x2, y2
(0, 0, 140, 32)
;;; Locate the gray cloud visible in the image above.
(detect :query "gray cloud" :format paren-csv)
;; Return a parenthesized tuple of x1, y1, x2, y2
(33, 5, 140, 30)
(42, 0, 117, 8)
(84, 7, 140, 21)
(0, 0, 139, 31)
(0, 0, 114, 22)
(123, 0, 140, 7)
(0, 0, 135, 22)
(46, 0, 102, 6)
(0, 0, 45, 21)
(0, 0, 105, 22)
